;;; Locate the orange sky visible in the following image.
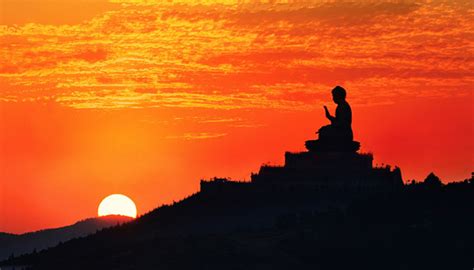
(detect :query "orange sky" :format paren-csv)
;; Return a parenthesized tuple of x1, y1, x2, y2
(1, 0, 473, 233)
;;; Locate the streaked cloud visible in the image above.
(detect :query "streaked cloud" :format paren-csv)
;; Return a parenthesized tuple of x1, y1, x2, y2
(166, 132, 227, 140)
(0, 1, 472, 110)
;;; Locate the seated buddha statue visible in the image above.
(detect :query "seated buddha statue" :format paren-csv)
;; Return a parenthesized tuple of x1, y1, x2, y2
(318, 86, 353, 142)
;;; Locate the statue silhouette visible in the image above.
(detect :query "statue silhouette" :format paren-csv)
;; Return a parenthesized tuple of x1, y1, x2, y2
(318, 86, 353, 142)
(306, 86, 359, 152)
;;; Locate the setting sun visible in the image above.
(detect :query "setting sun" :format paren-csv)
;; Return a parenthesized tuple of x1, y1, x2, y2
(98, 194, 137, 218)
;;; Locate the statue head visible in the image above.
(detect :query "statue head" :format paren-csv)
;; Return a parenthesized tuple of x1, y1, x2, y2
(331, 86, 346, 104)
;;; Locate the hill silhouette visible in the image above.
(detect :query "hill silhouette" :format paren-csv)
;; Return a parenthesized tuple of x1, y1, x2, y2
(2, 159, 473, 269)
(0, 215, 131, 261)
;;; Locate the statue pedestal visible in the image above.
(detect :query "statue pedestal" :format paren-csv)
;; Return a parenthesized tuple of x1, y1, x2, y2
(305, 139, 360, 153)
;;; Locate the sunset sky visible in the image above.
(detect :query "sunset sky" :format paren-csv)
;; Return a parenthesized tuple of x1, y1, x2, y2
(1, 0, 473, 233)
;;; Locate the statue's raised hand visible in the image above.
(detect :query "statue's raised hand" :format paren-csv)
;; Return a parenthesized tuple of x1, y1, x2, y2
(324, 105, 331, 119)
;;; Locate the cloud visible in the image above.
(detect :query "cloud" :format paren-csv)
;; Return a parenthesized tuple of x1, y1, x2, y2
(0, 1, 472, 110)
(160, 2, 420, 27)
(165, 132, 227, 140)
(198, 117, 242, 123)
(134, 87, 157, 94)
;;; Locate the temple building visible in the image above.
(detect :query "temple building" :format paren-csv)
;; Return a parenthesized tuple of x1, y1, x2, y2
(200, 135, 403, 196)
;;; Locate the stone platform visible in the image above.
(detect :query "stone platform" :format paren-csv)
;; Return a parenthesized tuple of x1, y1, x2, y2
(305, 139, 360, 152)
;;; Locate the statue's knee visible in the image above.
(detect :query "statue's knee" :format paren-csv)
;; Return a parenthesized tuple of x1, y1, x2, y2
(319, 125, 330, 133)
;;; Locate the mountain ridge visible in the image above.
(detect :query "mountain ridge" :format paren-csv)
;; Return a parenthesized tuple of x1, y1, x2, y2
(3, 174, 473, 269)
(0, 215, 132, 260)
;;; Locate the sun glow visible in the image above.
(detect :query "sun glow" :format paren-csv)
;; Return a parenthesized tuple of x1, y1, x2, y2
(98, 194, 137, 218)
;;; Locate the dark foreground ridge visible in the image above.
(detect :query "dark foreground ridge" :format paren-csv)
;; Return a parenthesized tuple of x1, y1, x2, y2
(2, 133, 473, 270)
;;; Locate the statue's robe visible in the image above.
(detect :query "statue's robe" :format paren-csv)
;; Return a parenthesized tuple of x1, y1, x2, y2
(319, 101, 353, 142)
